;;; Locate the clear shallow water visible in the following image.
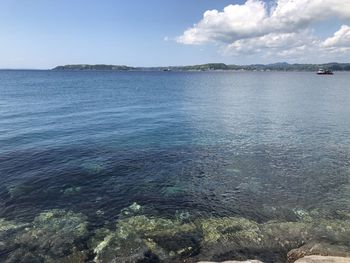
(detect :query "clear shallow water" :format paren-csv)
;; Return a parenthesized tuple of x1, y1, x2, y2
(0, 70, 350, 262)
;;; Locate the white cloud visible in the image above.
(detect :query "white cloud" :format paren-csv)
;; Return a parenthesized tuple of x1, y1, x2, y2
(177, 0, 269, 44)
(223, 30, 316, 55)
(221, 30, 322, 61)
(321, 25, 350, 52)
(270, 0, 350, 30)
(177, 0, 350, 59)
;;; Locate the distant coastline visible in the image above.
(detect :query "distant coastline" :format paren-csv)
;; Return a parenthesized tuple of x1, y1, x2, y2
(52, 62, 350, 72)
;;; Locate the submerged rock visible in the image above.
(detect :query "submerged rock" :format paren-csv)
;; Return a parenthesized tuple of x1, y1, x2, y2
(2, 210, 89, 263)
(120, 202, 143, 217)
(62, 186, 82, 196)
(198, 217, 261, 245)
(7, 184, 37, 199)
(81, 162, 105, 174)
(92, 214, 200, 262)
(4, 203, 350, 263)
(313, 219, 350, 244)
(196, 217, 286, 262)
(90, 205, 350, 263)
(0, 218, 28, 232)
(292, 209, 312, 222)
(194, 213, 350, 262)
(162, 185, 186, 197)
(175, 210, 191, 222)
(0, 218, 29, 258)
(262, 221, 311, 248)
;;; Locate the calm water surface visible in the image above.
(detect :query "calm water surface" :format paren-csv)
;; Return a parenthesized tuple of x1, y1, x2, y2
(0, 70, 350, 262)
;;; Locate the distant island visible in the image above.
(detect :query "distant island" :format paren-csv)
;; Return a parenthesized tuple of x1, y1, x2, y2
(52, 62, 350, 72)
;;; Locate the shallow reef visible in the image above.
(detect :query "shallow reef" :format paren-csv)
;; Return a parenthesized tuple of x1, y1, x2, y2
(0, 210, 89, 263)
(1, 204, 350, 263)
(91, 213, 200, 262)
(91, 204, 350, 263)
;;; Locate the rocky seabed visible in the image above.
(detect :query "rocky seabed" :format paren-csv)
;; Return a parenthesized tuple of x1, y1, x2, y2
(1, 203, 350, 263)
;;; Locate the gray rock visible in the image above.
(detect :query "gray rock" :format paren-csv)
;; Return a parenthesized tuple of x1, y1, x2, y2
(1, 210, 88, 263)
(287, 242, 350, 263)
(294, 256, 350, 263)
(92, 214, 200, 263)
(197, 261, 264, 263)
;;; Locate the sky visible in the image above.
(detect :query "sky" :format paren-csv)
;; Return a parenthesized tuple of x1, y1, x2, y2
(0, 0, 350, 69)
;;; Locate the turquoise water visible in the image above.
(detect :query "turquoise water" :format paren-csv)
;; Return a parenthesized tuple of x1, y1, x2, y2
(0, 70, 350, 262)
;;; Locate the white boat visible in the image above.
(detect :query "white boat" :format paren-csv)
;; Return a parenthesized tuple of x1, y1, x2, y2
(317, 68, 333, 75)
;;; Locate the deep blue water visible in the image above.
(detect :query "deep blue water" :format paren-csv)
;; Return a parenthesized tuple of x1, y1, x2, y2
(1, 70, 350, 261)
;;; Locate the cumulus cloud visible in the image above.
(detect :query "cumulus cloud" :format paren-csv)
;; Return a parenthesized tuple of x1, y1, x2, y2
(177, 0, 350, 59)
(223, 30, 316, 55)
(270, 0, 350, 31)
(177, 0, 269, 44)
(321, 25, 350, 52)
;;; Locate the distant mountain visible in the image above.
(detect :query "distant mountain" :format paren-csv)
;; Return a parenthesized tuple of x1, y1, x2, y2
(52, 64, 135, 71)
(52, 63, 350, 72)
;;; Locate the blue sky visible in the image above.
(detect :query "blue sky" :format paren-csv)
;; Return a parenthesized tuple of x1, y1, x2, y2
(0, 0, 349, 69)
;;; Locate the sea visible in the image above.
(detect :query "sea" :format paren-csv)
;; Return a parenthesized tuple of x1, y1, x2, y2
(0, 70, 350, 262)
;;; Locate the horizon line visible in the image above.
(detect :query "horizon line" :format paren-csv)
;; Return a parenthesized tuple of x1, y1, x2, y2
(1, 61, 350, 71)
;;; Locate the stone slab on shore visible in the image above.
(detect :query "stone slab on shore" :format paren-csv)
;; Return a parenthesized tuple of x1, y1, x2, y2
(295, 256, 350, 263)
(287, 242, 350, 263)
(197, 261, 263, 263)
(198, 256, 350, 263)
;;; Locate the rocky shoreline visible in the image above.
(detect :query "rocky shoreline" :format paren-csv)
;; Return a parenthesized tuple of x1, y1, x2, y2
(1, 203, 350, 262)
(199, 257, 350, 263)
